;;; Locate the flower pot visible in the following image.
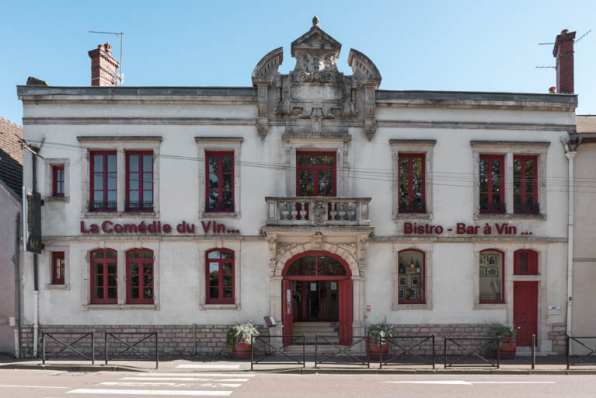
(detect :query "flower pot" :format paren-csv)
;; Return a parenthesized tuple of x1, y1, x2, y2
(494, 336, 517, 359)
(366, 340, 389, 360)
(232, 342, 252, 359)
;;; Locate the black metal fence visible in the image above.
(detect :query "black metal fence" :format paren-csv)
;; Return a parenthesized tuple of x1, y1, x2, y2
(314, 335, 370, 368)
(250, 335, 306, 370)
(41, 332, 95, 365)
(567, 335, 596, 369)
(380, 335, 435, 369)
(105, 332, 159, 369)
(444, 336, 500, 369)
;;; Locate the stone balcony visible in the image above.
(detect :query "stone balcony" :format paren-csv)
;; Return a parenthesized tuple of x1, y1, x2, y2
(265, 197, 371, 227)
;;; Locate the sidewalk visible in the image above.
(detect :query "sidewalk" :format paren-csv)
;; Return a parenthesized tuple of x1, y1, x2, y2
(1, 354, 596, 374)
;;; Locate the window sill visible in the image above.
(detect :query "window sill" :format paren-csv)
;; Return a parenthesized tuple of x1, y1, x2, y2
(84, 212, 158, 219)
(473, 303, 507, 310)
(393, 213, 432, 220)
(200, 304, 240, 311)
(83, 304, 159, 311)
(46, 196, 69, 203)
(201, 212, 240, 219)
(392, 303, 433, 311)
(45, 284, 69, 290)
(474, 213, 546, 221)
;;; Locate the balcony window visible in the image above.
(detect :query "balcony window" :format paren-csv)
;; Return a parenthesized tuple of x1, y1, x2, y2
(126, 151, 154, 212)
(514, 155, 539, 214)
(479, 154, 505, 214)
(398, 153, 425, 213)
(90, 152, 117, 212)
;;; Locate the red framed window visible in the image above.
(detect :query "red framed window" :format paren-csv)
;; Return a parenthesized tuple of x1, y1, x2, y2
(52, 165, 65, 197)
(90, 151, 117, 212)
(126, 151, 154, 212)
(479, 249, 505, 304)
(206, 152, 234, 212)
(51, 252, 65, 285)
(398, 153, 425, 213)
(206, 248, 235, 304)
(514, 155, 539, 214)
(514, 250, 538, 275)
(397, 249, 425, 304)
(296, 152, 336, 197)
(90, 249, 117, 304)
(479, 155, 505, 214)
(126, 249, 154, 304)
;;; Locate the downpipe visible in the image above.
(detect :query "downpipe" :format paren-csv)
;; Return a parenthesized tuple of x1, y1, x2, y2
(13, 212, 21, 358)
(562, 138, 576, 354)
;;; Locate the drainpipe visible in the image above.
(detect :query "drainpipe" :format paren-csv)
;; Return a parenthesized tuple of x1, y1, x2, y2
(32, 151, 40, 358)
(13, 212, 21, 358)
(562, 139, 576, 342)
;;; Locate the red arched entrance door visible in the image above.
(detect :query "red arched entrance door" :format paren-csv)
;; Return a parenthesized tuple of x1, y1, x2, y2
(282, 251, 352, 345)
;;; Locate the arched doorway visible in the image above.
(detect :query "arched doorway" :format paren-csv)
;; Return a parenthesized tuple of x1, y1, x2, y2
(282, 251, 352, 345)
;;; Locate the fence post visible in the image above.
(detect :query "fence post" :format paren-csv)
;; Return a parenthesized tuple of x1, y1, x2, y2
(379, 336, 383, 369)
(531, 334, 535, 370)
(314, 333, 318, 368)
(104, 332, 108, 366)
(302, 334, 306, 368)
(432, 335, 436, 370)
(250, 335, 254, 371)
(566, 335, 570, 370)
(91, 332, 95, 365)
(41, 332, 45, 365)
(497, 337, 501, 369)
(155, 333, 159, 369)
(443, 336, 447, 369)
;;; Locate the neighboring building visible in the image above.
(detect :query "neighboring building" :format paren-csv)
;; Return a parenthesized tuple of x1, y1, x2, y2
(0, 118, 23, 356)
(17, 21, 579, 357)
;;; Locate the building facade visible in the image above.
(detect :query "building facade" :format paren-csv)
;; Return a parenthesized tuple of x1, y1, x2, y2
(17, 21, 578, 356)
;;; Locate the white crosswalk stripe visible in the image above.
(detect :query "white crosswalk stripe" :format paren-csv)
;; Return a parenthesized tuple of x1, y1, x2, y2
(121, 377, 250, 382)
(67, 389, 233, 396)
(177, 365, 240, 369)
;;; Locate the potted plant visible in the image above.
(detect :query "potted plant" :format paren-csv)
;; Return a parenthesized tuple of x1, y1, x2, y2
(489, 323, 517, 359)
(367, 320, 394, 359)
(226, 323, 260, 359)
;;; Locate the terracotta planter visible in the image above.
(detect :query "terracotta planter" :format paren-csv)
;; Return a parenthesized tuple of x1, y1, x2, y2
(232, 342, 252, 359)
(366, 340, 389, 360)
(494, 336, 517, 359)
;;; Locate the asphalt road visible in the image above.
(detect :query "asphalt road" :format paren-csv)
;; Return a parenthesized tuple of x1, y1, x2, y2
(0, 369, 594, 397)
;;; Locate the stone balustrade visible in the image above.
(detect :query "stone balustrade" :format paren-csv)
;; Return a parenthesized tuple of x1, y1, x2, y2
(265, 197, 371, 226)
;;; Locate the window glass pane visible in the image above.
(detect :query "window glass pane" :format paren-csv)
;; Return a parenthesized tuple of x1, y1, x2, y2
(94, 264, 104, 275)
(491, 158, 501, 175)
(107, 155, 117, 172)
(130, 263, 139, 275)
(209, 264, 219, 286)
(222, 156, 232, 172)
(108, 173, 117, 190)
(143, 275, 153, 288)
(317, 154, 334, 166)
(222, 251, 234, 259)
(479, 251, 503, 302)
(107, 287, 117, 299)
(143, 263, 153, 275)
(107, 191, 117, 202)
(223, 174, 232, 191)
(131, 288, 139, 299)
(95, 275, 104, 287)
(519, 252, 529, 273)
(143, 155, 152, 172)
(513, 158, 521, 176)
(129, 191, 139, 202)
(286, 256, 316, 276)
(208, 156, 219, 173)
(142, 250, 153, 259)
(223, 191, 232, 208)
(108, 275, 117, 287)
(106, 250, 117, 259)
(209, 174, 219, 191)
(299, 170, 314, 196)
(130, 173, 139, 190)
(318, 256, 347, 276)
(94, 155, 103, 172)
(223, 274, 233, 286)
(208, 251, 221, 259)
(107, 263, 117, 274)
(92, 250, 105, 259)
(209, 287, 219, 299)
(129, 155, 139, 172)
(223, 288, 233, 299)
(143, 174, 152, 190)
(144, 288, 153, 299)
(94, 175, 103, 190)
(95, 288, 104, 299)
(143, 190, 153, 202)
(412, 157, 423, 176)
(222, 263, 232, 276)
(318, 171, 334, 196)
(128, 250, 140, 259)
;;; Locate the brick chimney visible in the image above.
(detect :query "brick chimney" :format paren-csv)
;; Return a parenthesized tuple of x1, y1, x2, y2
(88, 42, 119, 86)
(552, 29, 576, 94)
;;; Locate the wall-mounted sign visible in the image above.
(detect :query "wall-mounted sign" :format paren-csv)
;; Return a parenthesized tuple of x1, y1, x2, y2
(80, 220, 240, 235)
(548, 305, 561, 315)
(403, 222, 533, 236)
(23, 188, 43, 253)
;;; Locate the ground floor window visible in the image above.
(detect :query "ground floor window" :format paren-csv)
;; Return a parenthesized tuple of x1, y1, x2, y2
(90, 249, 117, 304)
(398, 249, 425, 304)
(479, 249, 504, 303)
(206, 248, 235, 304)
(514, 249, 538, 275)
(126, 249, 154, 304)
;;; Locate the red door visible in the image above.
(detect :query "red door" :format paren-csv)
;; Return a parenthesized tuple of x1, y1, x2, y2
(338, 279, 353, 346)
(282, 279, 293, 346)
(514, 282, 538, 346)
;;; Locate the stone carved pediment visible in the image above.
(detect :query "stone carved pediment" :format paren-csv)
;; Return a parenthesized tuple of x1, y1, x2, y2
(251, 17, 382, 141)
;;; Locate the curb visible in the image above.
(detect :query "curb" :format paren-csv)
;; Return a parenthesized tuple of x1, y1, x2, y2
(251, 367, 596, 375)
(0, 364, 150, 373)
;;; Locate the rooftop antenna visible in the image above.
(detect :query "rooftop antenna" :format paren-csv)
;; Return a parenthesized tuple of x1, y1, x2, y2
(89, 31, 124, 85)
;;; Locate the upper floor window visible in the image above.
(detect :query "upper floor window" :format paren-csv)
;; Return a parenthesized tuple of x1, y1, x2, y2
(514, 155, 538, 214)
(90, 152, 117, 212)
(479, 249, 504, 304)
(206, 248, 235, 304)
(398, 153, 425, 213)
(297, 152, 336, 197)
(398, 249, 425, 304)
(126, 151, 154, 212)
(90, 249, 117, 304)
(126, 249, 154, 304)
(51, 251, 65, 285)
(52, 165, 65, 197)
(479, 154, 505, 214)
(514, 250, 538, 275)
(206, 152, 234, 212)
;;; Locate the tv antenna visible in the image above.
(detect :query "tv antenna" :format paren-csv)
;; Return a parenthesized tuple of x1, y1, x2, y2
(89, 30, 124, 85)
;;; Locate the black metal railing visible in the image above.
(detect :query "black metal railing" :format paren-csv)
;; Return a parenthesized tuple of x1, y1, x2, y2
(105, 332, 158, 369)
(314, 335, 370, 368)
(250, 335, 306, 370)
(41, 332, 95, 365)
(125, 201, 154, 212)
(379, 335, 435, 369)
(89, 200, 117, 212)
(398, 202, 426, 214)
(567, 335, 596, 368)
(479, 202, 505, 214)
(444, 336, 500, 368)
(514, 202, 540, 214)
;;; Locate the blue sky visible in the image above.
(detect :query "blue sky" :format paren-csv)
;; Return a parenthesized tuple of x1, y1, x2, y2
(1, 0, 595, 124)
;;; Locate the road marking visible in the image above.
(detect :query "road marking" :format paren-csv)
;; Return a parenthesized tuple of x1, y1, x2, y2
(100, 382, 193, 387)
(177, 365, 240, 369)
(67, 389, 233, 396)
(383, 381, 557, 386)
(0, 385, 68, 389)
(130, 373, 254, 378)
(121, 377, 249, 382)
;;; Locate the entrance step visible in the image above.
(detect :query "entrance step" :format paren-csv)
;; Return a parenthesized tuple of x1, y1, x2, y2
(293, 322, 339, 344)
(283, 344, 349, 354)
